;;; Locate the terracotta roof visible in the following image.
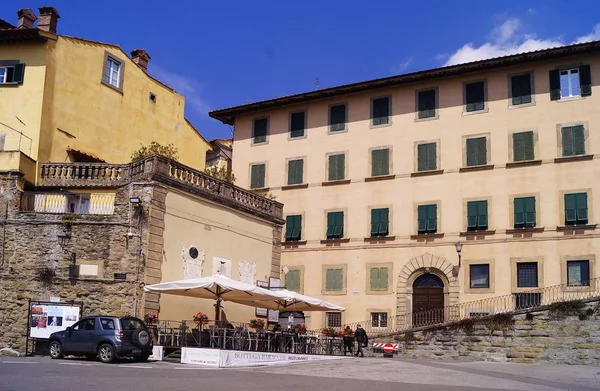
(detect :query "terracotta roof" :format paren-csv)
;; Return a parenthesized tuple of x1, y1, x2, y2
(0, 28, 55, 43)
(0, 19, 15, 30)
(209, 40, 600, 125)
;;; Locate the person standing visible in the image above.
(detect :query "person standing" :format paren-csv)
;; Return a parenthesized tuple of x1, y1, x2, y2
(354, 324, 368, 357)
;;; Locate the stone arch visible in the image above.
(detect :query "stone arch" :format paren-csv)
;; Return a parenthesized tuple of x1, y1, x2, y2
(396, 253, 460, 321)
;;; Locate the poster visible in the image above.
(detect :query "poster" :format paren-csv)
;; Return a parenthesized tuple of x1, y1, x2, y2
(255, 281, 268, 317)
(29, 303, 81, 339)
(268, 278, 280, 323)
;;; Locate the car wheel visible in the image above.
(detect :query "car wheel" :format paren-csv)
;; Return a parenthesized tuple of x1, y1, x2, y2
(49, 341, 63, 359)
(135, 353, 150, 362)
(98, 344, 115, 363)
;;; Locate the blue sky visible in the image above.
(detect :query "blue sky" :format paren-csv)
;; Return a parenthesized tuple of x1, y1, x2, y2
(3, 1, 600, 141)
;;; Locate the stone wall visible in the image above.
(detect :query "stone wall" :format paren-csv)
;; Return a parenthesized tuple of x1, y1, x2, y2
(373, 299, 600, 365)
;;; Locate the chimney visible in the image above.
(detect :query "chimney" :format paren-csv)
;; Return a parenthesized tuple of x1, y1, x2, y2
(37, 6, 60, 34)
(131, 49, 151, 72)
(17, 9, 37, 29)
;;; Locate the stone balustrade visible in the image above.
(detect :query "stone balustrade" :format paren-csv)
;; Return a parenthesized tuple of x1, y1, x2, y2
(40, 163, 130, 187)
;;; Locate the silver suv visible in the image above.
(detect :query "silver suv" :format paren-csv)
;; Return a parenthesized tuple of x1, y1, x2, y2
(48, 316, 153, 363)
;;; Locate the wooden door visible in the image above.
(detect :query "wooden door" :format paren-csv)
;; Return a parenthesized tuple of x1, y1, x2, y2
(412, 274, 444, 327)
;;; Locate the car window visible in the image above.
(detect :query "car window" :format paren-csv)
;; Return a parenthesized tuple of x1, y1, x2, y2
(120, 318, 143, 330)
(73, 319, 95, 331)
(100, 318, 115, 330)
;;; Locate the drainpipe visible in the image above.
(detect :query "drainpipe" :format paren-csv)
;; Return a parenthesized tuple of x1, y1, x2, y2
(0, 200, 7, 270)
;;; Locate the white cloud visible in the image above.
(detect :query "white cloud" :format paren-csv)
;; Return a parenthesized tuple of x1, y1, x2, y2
(390, 56, 413, 74)
(150, 66, 210, 114)
(443, 18, 599, 66)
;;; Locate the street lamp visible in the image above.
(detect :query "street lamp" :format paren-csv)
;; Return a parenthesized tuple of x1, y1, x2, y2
(57, 232, 78, 280)
(57, 231, 71, 249)
(452, 241, 463, 278)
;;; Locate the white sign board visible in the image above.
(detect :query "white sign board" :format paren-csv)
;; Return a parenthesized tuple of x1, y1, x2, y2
(148, 346, 164, 361)
(29, 304, 81, 339)
(181, 347, 221, 367)
(268, 278, 281, 323)
(219, 350, 347, 367)
(255, 281, 269, 317)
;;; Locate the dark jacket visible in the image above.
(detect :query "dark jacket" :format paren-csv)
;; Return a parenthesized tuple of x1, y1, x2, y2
(354, 327, 367, 342)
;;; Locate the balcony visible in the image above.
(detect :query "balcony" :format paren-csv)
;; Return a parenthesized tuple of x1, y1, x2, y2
(20, 192, 116, 214)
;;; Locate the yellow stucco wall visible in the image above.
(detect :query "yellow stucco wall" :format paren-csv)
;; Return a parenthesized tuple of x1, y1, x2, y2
(159, 189, 275, 324)
(230, 54, 600, 329)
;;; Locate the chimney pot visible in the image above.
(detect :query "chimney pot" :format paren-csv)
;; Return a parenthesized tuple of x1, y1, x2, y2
(131, 49, 151, 72)
(17, 9, 37, 29)
(37, 6, 60, 34)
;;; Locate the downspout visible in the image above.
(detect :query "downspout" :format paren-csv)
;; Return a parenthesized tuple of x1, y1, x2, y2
(0, 199, 7, 270)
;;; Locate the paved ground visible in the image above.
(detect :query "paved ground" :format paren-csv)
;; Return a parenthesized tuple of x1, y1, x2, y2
(1, 356, 600, 391)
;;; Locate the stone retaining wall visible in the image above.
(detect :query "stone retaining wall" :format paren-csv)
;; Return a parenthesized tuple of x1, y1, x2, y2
(372, 300, 600, 365)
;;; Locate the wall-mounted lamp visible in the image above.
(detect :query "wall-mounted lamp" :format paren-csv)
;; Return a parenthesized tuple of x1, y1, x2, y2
(452, 241, 463, 278)
(129, 196, 142, 206)
(57, 231, 71, 249)
(57, 231, 78, 280)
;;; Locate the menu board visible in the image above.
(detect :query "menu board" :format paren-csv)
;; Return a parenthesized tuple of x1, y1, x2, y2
(29, 303, 81, 339)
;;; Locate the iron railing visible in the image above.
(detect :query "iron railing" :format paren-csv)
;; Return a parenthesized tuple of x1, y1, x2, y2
(329, 278, 600, 337)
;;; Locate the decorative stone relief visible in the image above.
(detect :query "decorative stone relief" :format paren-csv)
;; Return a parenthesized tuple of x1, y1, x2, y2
(238, 261, 257, 284)
(212, 256, 232, 278)
(182, 246, 205, 279)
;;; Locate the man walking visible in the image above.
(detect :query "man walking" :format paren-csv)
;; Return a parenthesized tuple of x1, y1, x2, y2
(354, 324, 368, 357)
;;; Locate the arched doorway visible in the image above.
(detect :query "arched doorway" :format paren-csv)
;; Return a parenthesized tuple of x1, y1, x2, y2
(412, 273, 444, 326)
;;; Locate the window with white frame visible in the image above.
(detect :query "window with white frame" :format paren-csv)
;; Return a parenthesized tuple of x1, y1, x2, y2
(560, 69, 580, 98)
(371, 312, 388, 328)
(104, 57, 121, 88)
(325, 312, 342, 327)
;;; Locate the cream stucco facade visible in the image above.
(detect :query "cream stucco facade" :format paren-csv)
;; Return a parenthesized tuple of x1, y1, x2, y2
(211, 42, 600, 330)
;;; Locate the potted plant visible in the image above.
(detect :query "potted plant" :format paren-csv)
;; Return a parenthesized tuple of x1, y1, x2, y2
(321, 327, 337, 337)
(144, 312, 158, 325)
(249, 318, 266, 330)
(193, 311, 209, 325)
(293, 323, 307, 334)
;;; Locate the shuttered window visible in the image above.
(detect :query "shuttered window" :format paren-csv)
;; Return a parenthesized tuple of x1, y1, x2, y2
(511, 73, 532, 105)
(285, 269, 301, 292)
(284, 215, 302, 242)
(417, 142, 437, 171)
(290, 111, 306, 138)
(371, 148, 389, 177)
(467, 200, 488, 231)
(326, 211, 344, 239)
(465, 81, 485, 112)
(328, 154, 345, 181)
(370, 208, 389, 237)
(370, 267, 389, 291)
(561, 125, 586, 157)
(567, 260, 590, 287)
(325, 268, 343, 291)
(329, 104, 346, 132)
(372, 97, 390, 126)
(514, 196, 536, 229)
(417, 89, 436, 119)
(287, 159, 304, 185)
(513, 131, 534, 162)
(466, 137, 487, 166)
(564, 193, 588, 226)
(252, 118, 268, 144)
(417, 204, 437, 234)
(517, 262, 538, 288)
(250, 164, 265, 189)
(0, 63, 25, 84)
(550, 65, 591, 100)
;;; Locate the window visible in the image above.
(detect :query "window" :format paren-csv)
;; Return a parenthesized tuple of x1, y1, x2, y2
(328, 154, 345, 181)
(329, 104, 346, 132)
(325, 268, 343, 291)
(565, 193, 588, 226)
(417, 204, 437, 234)
(516, 262, 538, 288)
(73, 319, 95, 331)
(369, 267, 389, 291)
(470, 264, 490, 288)
(561, 125, 586, 157)
(0, 63, 25, 84)
(467, 200, 488, 231)
(417, 89, 436, 119)
(252, 118, 268, 144)
(100, 318, 116, 330)
(326, 312, 342, 327)
(550, 65, 592, 100)
(513, 131, 534, 162)
(290, 111, 306, 138)
(284, 215, 302, 242)
(465, 81, 485, 112)
(510, 73, 532, 105)
(417, 142, 437, 171)
(326, 211, 344, 239)
(371, 148, 389, 177)
(514, 196, 536, 229)
(287, 159, 304, 185)
(567, 260, 590, 287)
(250, 164, 266, 189)
(371, 312, 388, 328)
(370, 208, 389, 237)
(285, 269, 301, 291)
(372, 97, 390, 126)
(466, 137, 487, 166)
(103, 57, 121, 88)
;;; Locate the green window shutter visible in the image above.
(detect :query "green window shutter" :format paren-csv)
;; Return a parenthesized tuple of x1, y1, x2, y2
(290, 112, 306, 138)
(326, 269, 335, 290)
(371, 208, 389, 237)
(417, 144, 427, 172)
(565, 194, 576, 224)
(525, 197, 536, 227)
(427, 143, 436, 170)
(511, 74, 532, 105)
(329, 105, 346, 132)
(286, 270, 300, 291)
(372, 97, 390, 125)
(549, 70, 561, 100)
(12, 63, 25, 84)
(514, 198, 525, 227)
(572, 125, 586, 155)
(522, 131, 534, 161)
(253, 118, 268, 143)
(513, 131, 534, 161)
(562, 127, 574, 157)
(465, 81, 485, 112)
(250, 164, 265, 189)
(417, 205, 427, 233)
(370, 208, 380, 236)
(418, 89, 436, 119)
(466, 138, 477, 166)
(380, 267, 388, 290)
(478, 200, 488, 229)
(285, 215, 302, 241)
(328, 154, 345, 181)
(428, 204, 437, 232)
(371, 149, 389, 176)
(577, 193, 588, 222)
(287, 159, 303, 185)
(418, 204, 437, 233)
(370, 268, 380, 290)
(477, 137, 487, 165)
(579, 64, 592, 96)
(327, 212, 344, 239)
(467, 201, 478, 229)
(337, 154, 346, 180)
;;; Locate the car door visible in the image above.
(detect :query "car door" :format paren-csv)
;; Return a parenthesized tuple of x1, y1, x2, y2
(66, 318, 96, 354)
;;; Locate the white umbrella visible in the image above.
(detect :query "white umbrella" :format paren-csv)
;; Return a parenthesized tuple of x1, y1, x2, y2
(230, 289, 345, 312)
